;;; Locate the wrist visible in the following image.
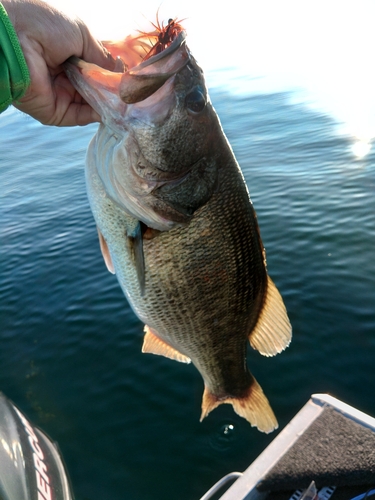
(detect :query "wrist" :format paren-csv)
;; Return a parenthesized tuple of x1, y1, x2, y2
(0, 1, 30, 111)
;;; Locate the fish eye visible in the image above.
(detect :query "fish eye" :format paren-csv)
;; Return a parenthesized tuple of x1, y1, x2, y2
(185, 87, 206, 114)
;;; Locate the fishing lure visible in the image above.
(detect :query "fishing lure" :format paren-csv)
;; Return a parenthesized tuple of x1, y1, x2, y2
(138, 15, 185, 60)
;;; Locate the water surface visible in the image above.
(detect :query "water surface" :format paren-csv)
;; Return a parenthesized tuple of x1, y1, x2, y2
(1, 85, 374, 499)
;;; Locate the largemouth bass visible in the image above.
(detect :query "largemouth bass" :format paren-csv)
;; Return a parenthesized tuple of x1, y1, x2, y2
(64, 23, 292, 433)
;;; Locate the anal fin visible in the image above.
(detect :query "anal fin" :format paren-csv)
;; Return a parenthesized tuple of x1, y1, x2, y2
(249, 276, 292, 356)
(142, 325, 191, 364)
(97, 228, 115, 274)
(200, 376, 278, 434)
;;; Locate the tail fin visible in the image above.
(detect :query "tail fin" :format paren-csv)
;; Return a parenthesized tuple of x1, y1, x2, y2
(200, 377, 278, 434)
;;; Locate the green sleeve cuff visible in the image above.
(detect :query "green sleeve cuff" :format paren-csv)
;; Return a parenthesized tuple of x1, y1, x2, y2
(0, 2, 31, 113)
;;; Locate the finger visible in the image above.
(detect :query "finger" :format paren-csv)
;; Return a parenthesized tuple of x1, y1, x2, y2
(50, 76, 102, 126)
(77, 19, 116, 71)
(58, 102, 101, 127)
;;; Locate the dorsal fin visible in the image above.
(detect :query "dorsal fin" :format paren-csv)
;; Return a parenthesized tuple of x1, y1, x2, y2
(249, 276, 292, 357)
(142, 325, 191, 364)
(97, 228, 115, 274)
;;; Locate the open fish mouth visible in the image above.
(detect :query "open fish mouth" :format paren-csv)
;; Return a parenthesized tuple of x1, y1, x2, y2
(64, 30, 190, 114)
(117, 31, 189, 104)
(127, 30, 187, 72)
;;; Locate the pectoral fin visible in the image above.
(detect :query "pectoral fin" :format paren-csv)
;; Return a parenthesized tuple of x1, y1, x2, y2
(127, 221, 145, 296)
(142, 325, 191, 364)
(200, 376, 278, 434)
(249, 276, 292, 356)
(97, 228, 115, 274)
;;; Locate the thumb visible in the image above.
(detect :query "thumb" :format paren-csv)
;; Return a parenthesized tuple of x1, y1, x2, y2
(77, 19, 116, 71)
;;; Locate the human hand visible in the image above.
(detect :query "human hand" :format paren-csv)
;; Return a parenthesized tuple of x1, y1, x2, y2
(3, 0, 115, 126)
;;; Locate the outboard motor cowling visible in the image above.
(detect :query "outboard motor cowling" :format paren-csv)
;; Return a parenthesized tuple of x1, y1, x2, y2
(0, 392, 73, 500)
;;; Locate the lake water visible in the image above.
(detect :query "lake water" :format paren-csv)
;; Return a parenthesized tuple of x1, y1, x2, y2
(1, 72, 374, 499)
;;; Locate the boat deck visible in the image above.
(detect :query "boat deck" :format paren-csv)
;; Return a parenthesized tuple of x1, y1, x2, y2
(212, 394, 375, 499)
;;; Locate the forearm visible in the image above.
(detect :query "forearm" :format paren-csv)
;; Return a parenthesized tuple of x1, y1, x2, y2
(0, 1, 30, 113)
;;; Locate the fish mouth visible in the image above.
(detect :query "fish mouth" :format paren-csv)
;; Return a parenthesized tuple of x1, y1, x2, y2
(118, 31, 189, 104)
(63, 30, 190, 122)
(129, 31, 187, 72)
